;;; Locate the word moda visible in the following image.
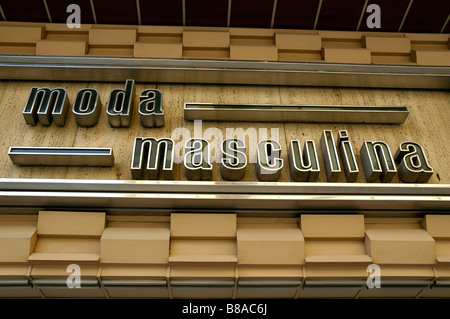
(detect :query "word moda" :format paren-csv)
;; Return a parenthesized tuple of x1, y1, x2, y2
(22, 80, 164, 128)
(130, 132, 433, 183)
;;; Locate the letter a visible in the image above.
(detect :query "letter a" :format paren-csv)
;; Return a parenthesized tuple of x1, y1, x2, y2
(66, 4, 81, 29)
(366, 4, 381, 29)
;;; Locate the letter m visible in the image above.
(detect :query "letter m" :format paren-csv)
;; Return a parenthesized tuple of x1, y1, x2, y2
(131, 137, 174, 180)
(23, 87, 69, 126)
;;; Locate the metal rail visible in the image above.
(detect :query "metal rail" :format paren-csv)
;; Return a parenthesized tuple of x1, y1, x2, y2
(0, 55, 449, 89)
(0, 178, 448, 213)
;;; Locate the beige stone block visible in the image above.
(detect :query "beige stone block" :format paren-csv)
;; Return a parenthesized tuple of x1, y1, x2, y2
(184, 26, 229, 32)
(373, 265, 435, 279)
(37, 211, 106, 237)
(0, 226, 37, 262)
(100, 265, 167, 278)
(137, 26, 183, 43)
(100, 227, 170, 264)
(138, 25, 184, 34)
(301, 215, 365, 239)
(321, 47, 371, 64)
(36, 40, 87, 56)
(437, 256, 450, 264)
(305, 254, 372, 266)
(229, 28, 274, 37)
(45, 23, 92, 32)
(435, 265, 450, 278)
(0, 264, 31, 277)
(238, 266, 302, 279)
(305, 241, 367, 255)
(88, 28, 137, 45)
(435, 241, 450, 256)
(28, 252, 100, 264)
(91, 24, 137, 30)
(230, 44, 278, 61)
(363, 36, 411, 54)
(0, 45, 35, 55)
(278, 51, 322, 61)
(87, 47, 133, 57)
(275, 33, 321, 51)
(30, 264, 99, 277)
(361, 32, 406, 38)
(170, 239, 236, 255)
(168, 254, 237, 266)
(407, 33, 449, 50)
(33, 237, 100, 254)
(183, 31, 230, 48)
(405, 33, 449, 43)
(412, 50, 450, 66)
(237, 228, 304, 265)
(170, 266, 235, 279)
(170, 213, 236, 238)
(169, 239, 237, 265)
(182, 48, 229, 59)
(28, 237, 100, 264)
(365, 229, 436, 264)
(134, 42, 182, 58)
(169, 238, 237, 266)
(0, 26, 45, 43)
(0, 21, 45, 27)
(423, 215, 450, 239)
(305, 266, 369, 278)
(273, 29, 318, 35)
(318, 30, 362, 40)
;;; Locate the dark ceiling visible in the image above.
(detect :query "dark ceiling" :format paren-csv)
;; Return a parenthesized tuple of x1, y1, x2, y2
(0, 0, 448, 33)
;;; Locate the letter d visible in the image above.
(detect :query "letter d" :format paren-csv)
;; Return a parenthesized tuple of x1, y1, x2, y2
(107, 79, 135, 128)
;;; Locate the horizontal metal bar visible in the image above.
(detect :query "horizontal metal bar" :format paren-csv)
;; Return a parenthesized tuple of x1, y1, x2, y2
(379, 279, 432, 286)
(435, 279, 450, 286)
(101, 280, 167, 286)
(0, 55, 448, 89)
(0, 191, 448, 211)
(305, 279, 367, 286)
(0, 279, 30, 286)
(0, 178, 448, 196)
(8, 147, 114, 166)
(170, 280, 235, 286)
(0, 179, 448, 212)
(184, 103, 409, 123)
(239, 280, 302, 286)
(32, 279, 99, 286)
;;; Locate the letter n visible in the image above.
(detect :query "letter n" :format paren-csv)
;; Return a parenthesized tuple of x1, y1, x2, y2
(360, 141, 397, 182)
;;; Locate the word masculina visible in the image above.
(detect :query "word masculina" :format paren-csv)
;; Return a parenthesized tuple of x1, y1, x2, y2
(131, 131, 433, 183)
